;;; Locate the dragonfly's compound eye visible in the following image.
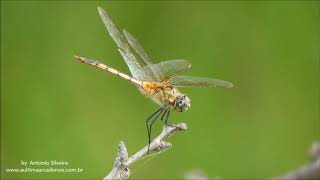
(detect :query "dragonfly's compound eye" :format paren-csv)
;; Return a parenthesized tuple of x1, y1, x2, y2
(176, 95, 191, 112)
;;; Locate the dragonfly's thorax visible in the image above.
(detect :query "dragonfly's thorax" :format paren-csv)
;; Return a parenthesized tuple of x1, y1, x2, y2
(142, 82, 191, 112)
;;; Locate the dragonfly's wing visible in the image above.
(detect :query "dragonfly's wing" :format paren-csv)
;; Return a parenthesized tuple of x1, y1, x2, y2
(170, 75, 233, 88)
(141, 59, 191, 81)
(98, 7, 153, 81)
(123, 29, 160, 81)
(123, 29, 152, 65)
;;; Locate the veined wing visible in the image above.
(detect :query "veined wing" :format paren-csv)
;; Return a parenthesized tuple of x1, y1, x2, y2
(123, 29, 159, 81)
(124, 30, 192, 82)
(98, 7, 154, 81)
(170, 76, 233, 88)
(140, 59, 191, 81)
(123, 29, 152, 65)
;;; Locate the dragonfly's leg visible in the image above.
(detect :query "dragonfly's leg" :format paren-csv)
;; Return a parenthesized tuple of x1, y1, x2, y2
(146, 107, 162, 147)
(160, 109, 168, 121)
(146, 106, 166, 154)
(163, 110, 177, 128)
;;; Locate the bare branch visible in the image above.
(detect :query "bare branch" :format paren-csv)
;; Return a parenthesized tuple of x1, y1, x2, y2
(275, 141, 320, 180)
(103, 123, 187, 180)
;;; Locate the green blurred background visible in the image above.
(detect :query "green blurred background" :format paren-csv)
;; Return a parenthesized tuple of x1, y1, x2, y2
(1, 1, 319, 179)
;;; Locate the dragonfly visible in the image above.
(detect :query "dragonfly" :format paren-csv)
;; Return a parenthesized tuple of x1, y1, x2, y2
(75, 7, 233, 153)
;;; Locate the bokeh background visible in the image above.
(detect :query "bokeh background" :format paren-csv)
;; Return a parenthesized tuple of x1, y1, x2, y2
(1, 1, 319, 179)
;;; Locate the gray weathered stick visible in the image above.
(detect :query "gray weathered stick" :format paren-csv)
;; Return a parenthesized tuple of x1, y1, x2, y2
(103, 123, 187, 180)
(275, 141, 320, 180)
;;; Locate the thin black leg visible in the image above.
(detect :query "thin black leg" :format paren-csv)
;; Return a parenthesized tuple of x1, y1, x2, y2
(146, 107, 163, 144)
(160, 109, 168, 121)
(148, 109, 164, 149)
(164, 109, 176, 128)
(146, 106, 166, 154)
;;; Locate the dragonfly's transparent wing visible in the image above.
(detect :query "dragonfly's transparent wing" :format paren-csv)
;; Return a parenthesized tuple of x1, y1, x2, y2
(140, 59, 191, 81)
(170, 76, 233, 88)
(123, 29, 152, 65)
(123, 29, 160, 81)
(98, 7, 152, 81)
(117, 49, 153, 81)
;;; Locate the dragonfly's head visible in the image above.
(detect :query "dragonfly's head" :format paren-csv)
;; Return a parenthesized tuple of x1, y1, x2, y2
(175, 95, 191, 112)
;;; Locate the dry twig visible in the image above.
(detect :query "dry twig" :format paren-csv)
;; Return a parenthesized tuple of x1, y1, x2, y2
(103, 123, 187, 180)
(275, 141, 320, 180)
